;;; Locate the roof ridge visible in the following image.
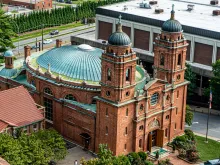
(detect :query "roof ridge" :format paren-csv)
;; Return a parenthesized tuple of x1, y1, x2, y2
(0, 85, 24, 95)
(0, 119, 17, 127)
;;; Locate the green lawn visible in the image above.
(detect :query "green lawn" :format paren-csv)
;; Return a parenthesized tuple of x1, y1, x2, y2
(196, 135, 220, 161)
(13, 22, 84, 42)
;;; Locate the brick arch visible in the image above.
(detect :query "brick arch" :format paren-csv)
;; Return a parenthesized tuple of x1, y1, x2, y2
(42, 86, 54, 96)
(61, 91, 80, 102)
(148, 118, 160, 130)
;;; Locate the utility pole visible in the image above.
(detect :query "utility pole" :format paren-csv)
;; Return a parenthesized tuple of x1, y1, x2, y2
(41, 23, 44, 51)
(205, 86, 212, 143)
(35, 38, 38, 52)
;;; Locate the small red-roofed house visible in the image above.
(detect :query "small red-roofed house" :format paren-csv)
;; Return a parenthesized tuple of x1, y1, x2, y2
(0, 86, 45, 135)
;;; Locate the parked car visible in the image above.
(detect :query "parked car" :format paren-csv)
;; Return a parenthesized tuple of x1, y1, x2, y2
(58, 0, 65, 3)
(43, 39, 53, 44)
(50, 30, 59, 35)
(31, 45, 40, 50)
(66, 0, 72, 4)
(201, 159, 220, 165)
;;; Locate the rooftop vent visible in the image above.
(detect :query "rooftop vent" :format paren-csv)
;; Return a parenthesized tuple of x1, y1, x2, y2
(140, 1, 151, 9)
(187, 4, 195, 11)
(149, 1, 157, 5)
(210, 0, 218, 5)
(213, 10, 220, 15)
(155, 8, 164, 14)
(123, 5, 128, 10)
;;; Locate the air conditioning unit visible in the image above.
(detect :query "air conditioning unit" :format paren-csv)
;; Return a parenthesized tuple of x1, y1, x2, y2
(124, 5, 128, 10)
(213, 10, 220, 15)
(140, 2, 151, 9)
(187, 4, 195, 11)
(210, 0, 218, 5)
(149, 1, 157, 5)
(155, 8, 164, 13)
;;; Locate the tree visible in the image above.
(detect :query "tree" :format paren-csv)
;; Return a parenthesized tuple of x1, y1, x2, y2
(0, 129, 67, 165)
(184, 63, 197, 97)
(185, 105, 194, 126)
(0, 9, 16, 52)
(209, 60, 220, 109)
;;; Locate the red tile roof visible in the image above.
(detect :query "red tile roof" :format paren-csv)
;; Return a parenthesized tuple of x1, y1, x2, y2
(0, 120, 8, 132)
(0, 86, 44, 130)
(0, 157, 10, 165)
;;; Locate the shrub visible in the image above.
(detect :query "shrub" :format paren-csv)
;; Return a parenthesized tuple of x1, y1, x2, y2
(172, 136, 187, 149)
(127, 152, 140, 164)
(155, 151, 160, 160)
(158, 159, 173, 165)
(184, 129, 195, 141)
(144, 160, 154, 165)
(138, 151, 147, 161)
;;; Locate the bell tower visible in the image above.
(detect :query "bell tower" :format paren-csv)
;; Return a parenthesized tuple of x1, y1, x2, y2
(100, 15, 137, 103)
(153, 4, 188, 85)
(96, 15, 137, 155)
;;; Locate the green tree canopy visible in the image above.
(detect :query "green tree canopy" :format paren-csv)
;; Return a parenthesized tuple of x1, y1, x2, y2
(0, 9, 16, 52)
(184, 63, 196, 97)
(185, 105, 194, 126)
(0, 129, 67, 165)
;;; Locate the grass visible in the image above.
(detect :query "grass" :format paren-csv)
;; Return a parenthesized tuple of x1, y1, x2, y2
(196, 135, 220, 161)
(12, 22, 84, 43)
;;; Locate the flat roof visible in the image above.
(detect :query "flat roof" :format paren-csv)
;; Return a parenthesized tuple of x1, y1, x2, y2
(97, 0, 220, 39)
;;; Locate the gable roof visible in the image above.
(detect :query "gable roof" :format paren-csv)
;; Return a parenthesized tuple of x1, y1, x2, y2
(0, 86, 44, 129)
(0, 120, 8, 132)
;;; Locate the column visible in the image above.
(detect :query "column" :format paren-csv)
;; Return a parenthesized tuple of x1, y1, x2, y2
(131, 23, 134, 47)
(190, 36, 195, 62)
(95, 16, 99, 40)
(135, 102, 139, 118)
(149, 27, 153, 52)
(212, 41, 217, 63)
(112, 18, 116, 33)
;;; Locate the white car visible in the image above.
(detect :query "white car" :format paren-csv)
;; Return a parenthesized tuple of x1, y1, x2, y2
(43, 39, 53, 44)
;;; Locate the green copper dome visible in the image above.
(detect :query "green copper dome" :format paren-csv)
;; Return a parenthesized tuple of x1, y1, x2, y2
(108, 32, 131, 46)
(108, 15, 131, 46)
(37, 45, 103, 82)
(162, 4, 182, 32)
(4, 50, 14, 57)
(162, 19, 182, 32)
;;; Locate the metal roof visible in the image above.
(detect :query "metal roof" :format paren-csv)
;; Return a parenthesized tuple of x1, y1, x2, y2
(96, 0, 220, 40)
(0, 68, 17, 77)
(37, 45, 103, 82)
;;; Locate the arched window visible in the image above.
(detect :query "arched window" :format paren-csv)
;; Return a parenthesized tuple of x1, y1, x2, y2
(150, 93, 159, 105)
(64, 94, 76, 101)
(140, 104, 144, 111)
(160, 54, 164, 66)
(44, 87, 53, 96)
(139, 139, 142, 148)
(107, 68, 111, 81)
(126, 108, 128, 116)
(164, 36, 166, 40)
(165, 128, 168, 137)
(30, 80, 36, 87)
(177, 54, 181, 65)
(106, 108, 108, 116)
(126, 68, 130, 81)
(125, 127, 128, 135)
(106, 126, 108, 135)
(91, 99, 96, 104)
(126, 50, 129, 54)
(139, 125, 144, 130)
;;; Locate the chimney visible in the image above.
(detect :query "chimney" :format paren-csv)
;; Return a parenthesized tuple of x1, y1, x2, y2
(24, 45, 31, 60)
(56, 39, 62, 48)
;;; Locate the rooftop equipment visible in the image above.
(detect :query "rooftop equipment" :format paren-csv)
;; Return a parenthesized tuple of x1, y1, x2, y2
(140, 1, 151, 9)
(187, 4, 195, 11)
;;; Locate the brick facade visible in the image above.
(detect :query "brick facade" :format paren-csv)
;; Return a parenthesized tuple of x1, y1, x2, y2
(0, 12, 188, 156)
(2, 0, 52, 10)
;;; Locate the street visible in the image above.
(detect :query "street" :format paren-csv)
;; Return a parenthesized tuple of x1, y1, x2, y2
(12, 24, 95, 55)
(188, 111, 220, 140)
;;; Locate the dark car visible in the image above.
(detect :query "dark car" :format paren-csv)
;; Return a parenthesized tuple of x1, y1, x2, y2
(58, 0, 64, 3)
(66, 0, 72, 4)
(202, 159, 220, 165)
(50, 30, 59, 35)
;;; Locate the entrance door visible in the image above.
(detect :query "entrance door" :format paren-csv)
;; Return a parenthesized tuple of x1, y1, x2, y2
(151, 130, 157, 147)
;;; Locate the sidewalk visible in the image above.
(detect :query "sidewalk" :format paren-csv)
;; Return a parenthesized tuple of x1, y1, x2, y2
(190, 105, 220, 116)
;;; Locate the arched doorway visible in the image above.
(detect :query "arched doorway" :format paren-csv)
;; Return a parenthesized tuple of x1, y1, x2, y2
(80, 133, 91, 150)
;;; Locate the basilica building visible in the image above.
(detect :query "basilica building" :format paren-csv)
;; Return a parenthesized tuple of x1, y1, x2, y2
(0, 7, 188, 155)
